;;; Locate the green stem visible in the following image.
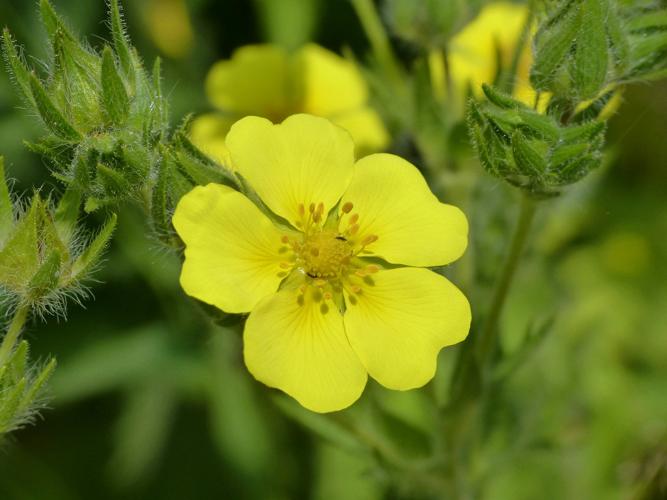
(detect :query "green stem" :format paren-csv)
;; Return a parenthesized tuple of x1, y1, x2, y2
(0, 303, 30, 366)
(476, 195, 537, 368)
(349, 0, 402, 82)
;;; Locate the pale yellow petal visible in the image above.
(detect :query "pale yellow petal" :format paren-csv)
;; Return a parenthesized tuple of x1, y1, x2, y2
(172, 184, 287, 313)
(449, 2, 529, 99)
(344, 267, 470, 390)
(293, 43, 368, 117)
(244, 286, 367, 413)
(331, 107, 389, 155)
(340, 153, 468, 267)
(189, 113, 235, 166)
(225, 114, 355, 228)
(206, 45, 291, 118)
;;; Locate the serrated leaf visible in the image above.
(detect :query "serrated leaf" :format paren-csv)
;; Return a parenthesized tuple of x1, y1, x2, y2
(572, 0, 608, 99)
(606, 5, 630, 72)
(0, 378, 27, 432)
(29, 73, 81, 142)
(101, 46, 130, 126)
(0, 158, 13, 245)
(531, 4, 581, 90)
(560, 120, 605, 142)
(70, 213, 117, 278)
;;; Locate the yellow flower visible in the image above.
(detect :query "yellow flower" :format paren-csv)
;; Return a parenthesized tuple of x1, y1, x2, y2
(447, 2, 621, 115)
(173, 114, 470, 413)
(190, 44, 389, 165)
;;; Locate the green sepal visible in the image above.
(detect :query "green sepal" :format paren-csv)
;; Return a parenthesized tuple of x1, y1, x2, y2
(572, 0, 608, 99)
(7, 341, 29, 383)
(481, 83, 522, 110)
(511, 132, 548, 177)
(70, 213, 117, 278)
(96, 163, 131, 197)
(0, 196, 40, 290)
(18, 358, 57, 416)
(101, 46, 130, 126)
(531, 0, 581, 91)
(27, 251, 62, 300)
(1, 29, 35, 108)
(29, 73, 82, 142)
(0, 378, 27, 432)
(0, 158, 13, 245)
(54, 181, 83, 247)
(108, 0, 136, 90)
(517, 109, 561, 141)
(626, 9, 667, 33)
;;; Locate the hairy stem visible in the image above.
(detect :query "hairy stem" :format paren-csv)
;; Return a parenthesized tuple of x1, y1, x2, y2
(0, 303, 30, 366)
(476, 195, 537, 368)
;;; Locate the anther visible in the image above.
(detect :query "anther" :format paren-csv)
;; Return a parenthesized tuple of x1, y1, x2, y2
(314, 279, 327, 287)
(281, 235, 290, 244)
(298, 204, 305, 216)
(309, 202, 315, 214)
(280, 262, 292, 269)
(310, 247, 320, 257)
(316, 202, 324, 215)
(351, 285, 362, 294)
(341, 202, 353, 213)
(362, 234, 378, 246)
(323, 292, 332, 300)
(348, 224, 359, 235)
(366, 265, 379, 274)
(348, 213, 359, 225)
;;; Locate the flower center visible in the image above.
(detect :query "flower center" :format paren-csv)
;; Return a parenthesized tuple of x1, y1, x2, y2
(300, 230, 352, 279)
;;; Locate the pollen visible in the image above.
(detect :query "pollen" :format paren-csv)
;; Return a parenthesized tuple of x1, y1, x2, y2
(299, 230, 353, 279)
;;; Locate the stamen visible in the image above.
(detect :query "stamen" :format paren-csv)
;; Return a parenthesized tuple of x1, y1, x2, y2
(361, 234, 378, 246)
(280, 262, 292, 269)
(341, 202, 353, 213)
(348, 213, 359, 225)
(348, 224, 359, 235)
(298, 204, 305, 217)
(281, 235, 290, 244)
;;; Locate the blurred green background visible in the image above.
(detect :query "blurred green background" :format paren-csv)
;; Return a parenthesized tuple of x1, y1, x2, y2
(0, 1, 665, 499)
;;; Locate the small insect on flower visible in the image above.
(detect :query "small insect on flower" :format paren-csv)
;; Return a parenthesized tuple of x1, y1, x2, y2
(172, 114, 470, 413)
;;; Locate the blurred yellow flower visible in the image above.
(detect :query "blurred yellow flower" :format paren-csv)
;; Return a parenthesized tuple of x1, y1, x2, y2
(447, 2, 540, 107)
(190, 44, 389, 165)
(142, 0, 194, 59)
(173, 114, 470, 413)
(447, 2, 620, 115)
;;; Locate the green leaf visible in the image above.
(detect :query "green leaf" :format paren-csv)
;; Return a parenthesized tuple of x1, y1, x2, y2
(0, 378, 26, 432)
(7, 341, 29, 384)
(606, 5, 630, 73)
(627, 10, 667, 33)
(29, 73, 82, 142)
(1, 29, 35, 107)
(40, 0, 77, 44)
(572, 0, 608, 99)
(17, 358, 57, 417)
(517, 109, 561, 141)
(549, 142, 590, 168)
(108, 0, 135, 88)
(70, 213, 117, 278)
(0, 158, 13, 245)
(54, 185, 82, 247)
(531, 3, 581, 90)
(101, 46, 130, 126)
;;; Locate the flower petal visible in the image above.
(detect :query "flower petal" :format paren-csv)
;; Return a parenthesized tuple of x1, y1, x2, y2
(172, 183, 287, 313)
(293, 44, 368, 116)
(226, 114, 355, 228)
(206, 45, 290, 118)
(340, 153, 468, 267)
(331, 107, 389, 155)
(189, 113, 234, 166)
(343, 267, 470, 390)
(244, 287, 367, 413)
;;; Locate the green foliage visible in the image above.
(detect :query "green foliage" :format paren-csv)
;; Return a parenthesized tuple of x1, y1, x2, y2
(531, 0, 667, 102)
(0, 341, 56, 435)
(468, 85, 606, 197)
